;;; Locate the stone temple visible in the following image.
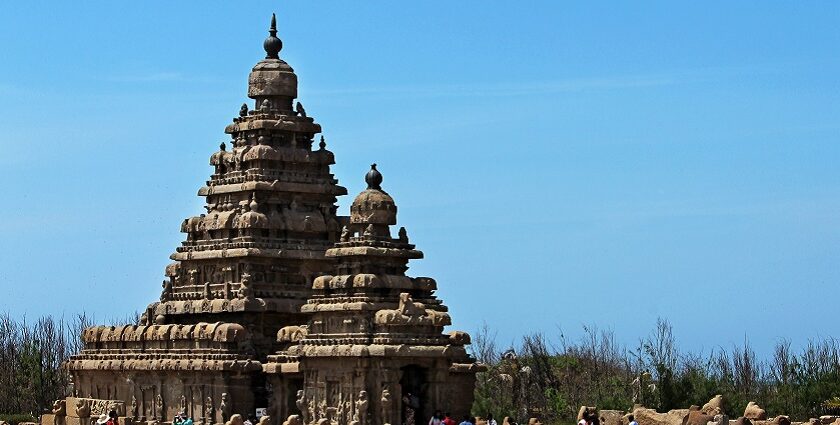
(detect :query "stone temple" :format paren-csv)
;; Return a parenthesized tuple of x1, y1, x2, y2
(49, 13, 482, 425)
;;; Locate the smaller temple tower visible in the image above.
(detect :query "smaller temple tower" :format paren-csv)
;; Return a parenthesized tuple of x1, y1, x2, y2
(265, 165, 483, 425)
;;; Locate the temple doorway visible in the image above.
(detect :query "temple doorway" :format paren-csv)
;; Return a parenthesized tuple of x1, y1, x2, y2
(400, 365, 428, 425)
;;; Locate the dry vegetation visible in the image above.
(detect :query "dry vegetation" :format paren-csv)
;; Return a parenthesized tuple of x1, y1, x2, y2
(472, 319, 840, 424)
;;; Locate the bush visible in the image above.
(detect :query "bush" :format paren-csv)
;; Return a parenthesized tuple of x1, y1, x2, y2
(0, 413, 38, 425)
(472, 319, 840, 424)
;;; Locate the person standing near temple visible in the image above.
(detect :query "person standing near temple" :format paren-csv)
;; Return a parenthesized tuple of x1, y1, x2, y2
(628, 415, 638, 425)
(486, 414, 498, 425)
(443, 413, 456, 425)
(579, 415, 590, 425)
(430, 411, 444, 425)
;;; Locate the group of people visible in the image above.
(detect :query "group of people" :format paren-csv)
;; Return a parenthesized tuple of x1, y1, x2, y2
(579, 414, 638, 425)
(94, 410, 120, 425)
(172, 411, 195, 425)
(427, 411, 505, 425)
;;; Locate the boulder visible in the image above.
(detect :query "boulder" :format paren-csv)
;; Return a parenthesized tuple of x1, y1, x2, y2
(632, 407, 688, 425)
(774, 417, 791, 425)
(281, 416, 301, 425)
(685, 410, 716, 425)
(601, 410, 627, 425)
(731, 417, 753, 425)
(226, 414, 245, 425)
(703, 396, 725, 416)
(744, 403, 767, 421)
(707, 415, 729, 425)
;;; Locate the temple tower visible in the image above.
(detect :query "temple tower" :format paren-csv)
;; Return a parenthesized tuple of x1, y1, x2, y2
(64, 14, 346, 424)
(264, 165, 482, 425)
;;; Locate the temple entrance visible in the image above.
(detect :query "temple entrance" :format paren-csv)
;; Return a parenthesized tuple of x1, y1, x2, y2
(400, 365, 428, 425)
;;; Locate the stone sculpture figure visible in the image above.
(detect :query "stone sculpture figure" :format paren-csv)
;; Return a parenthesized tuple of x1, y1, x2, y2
(239, 103, 248, 117)
(295, 101, 306, 117)
(363, 224, 374, 238)
(295, 390, 308, 424)
(380, 388, 392, 425)
(52, 399, 66, 416)
(179, 395, 186, 415)
(130, 396, 138, 419)
(220, 393, 231, 422)
(161, 280, 172, 302)
(76, 399, 91, 418)
(205, 397, 215, 425)
(354, 390, 368, 425)
(239, 273, 254, 300)
(398, 226, 408, 243)
(340, 226, 350, 242)
(156, 394, 165, 420)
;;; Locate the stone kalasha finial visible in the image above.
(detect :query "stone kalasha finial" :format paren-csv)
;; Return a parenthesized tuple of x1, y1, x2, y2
(318, 135, 326, 150)
(365, 163, 383, 190)
(219, 142, 226, 151)
(264, 13, 283, 59)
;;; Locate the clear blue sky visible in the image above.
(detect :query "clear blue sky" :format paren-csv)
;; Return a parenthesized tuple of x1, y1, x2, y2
(1, 1, 838, 357)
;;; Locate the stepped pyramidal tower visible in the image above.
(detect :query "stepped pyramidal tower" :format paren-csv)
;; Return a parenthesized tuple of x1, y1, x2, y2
(53, 14, 481, 425)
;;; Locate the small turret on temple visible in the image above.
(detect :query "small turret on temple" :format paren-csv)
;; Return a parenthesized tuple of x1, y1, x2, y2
(264, 165, 483, 425)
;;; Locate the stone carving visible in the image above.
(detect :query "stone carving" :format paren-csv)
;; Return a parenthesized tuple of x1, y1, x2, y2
(239, 273, 254, 301)
(295, 102, 306, 118)
(220, 393, 231, 422)
(278, 326, 308, 343)
(340, 226, 350, 242)
(380, 388, 392, 425)
(295, 390, 307, 424)
(131, 396, 138, 418)
(76, 399, 91, 418)
(52, 399, 67, 416)
(161, 279, 172, 302)
(239, 103, 248, 117)
(398, 226, 408, 243)
(156, 394, 165, 419)
(354, 390, 368, 425)
(205, 397, 215, 425)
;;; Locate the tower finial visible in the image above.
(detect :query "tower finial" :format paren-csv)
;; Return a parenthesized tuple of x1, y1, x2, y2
(365, 163, 383, 190)
(263, 13, 283, 59)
